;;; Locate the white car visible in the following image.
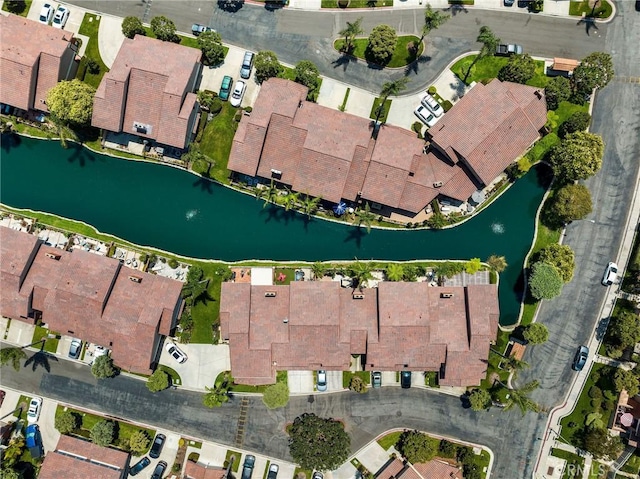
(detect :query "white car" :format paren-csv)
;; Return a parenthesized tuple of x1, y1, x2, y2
(230, 80, 246, 107)
(165, 341, 187, 364)
(414, 105, 437, 127)
(420, 93, 443, 117)
(602, 262, 618, 286)
(52, 6, 69, 29)
(38, 3, 54, 25)
(27, 397, 43, 423)
(316, 370, 327, 392)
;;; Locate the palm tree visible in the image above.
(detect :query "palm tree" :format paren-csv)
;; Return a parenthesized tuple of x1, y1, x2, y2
(419, 5, 450, 45)
(502, 356, 529, 380)
(311, 262, 327, 280)
(464, 26, 500, 83)
(301, 193, 321, 218)
(385, 263, 405, 282)
(283, 189, 299, 211)
(338, 17, 363, 53)
(0, 347, 27, 371)
(353, 202, 377, 233)
(374, 78, 410, 125)
(181, 279, 208, 306)
(503, 380, 541, 416)
(486, 254, 508, 272)
(257, 180, 279, 208)
(350, 260, 374, 291)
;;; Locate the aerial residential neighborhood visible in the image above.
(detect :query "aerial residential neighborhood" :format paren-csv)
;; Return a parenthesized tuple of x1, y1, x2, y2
(0, 1, 639, 479)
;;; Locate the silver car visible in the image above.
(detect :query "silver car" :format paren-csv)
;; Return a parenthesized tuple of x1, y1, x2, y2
(316, 370, 327, 392)
(420, 93, 443, 117)
(414, 105, 437, 127)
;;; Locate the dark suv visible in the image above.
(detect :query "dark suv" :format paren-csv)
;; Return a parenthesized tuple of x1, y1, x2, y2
(149, 433, 165, 459)
(151, 461, 167, 479)
(400, 371, 412, 389)
(241, 455, 256, 479)
(129, 457, 151, 476)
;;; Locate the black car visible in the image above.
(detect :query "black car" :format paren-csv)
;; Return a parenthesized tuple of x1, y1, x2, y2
(400, 371, 412, 389)
(129, 457, 151, 476)
(149, 433, 166, 459)
(151, 461, 167, 479)
(241, 454, 256, 479)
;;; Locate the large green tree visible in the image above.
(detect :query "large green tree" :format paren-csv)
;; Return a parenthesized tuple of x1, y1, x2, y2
(582, 428, 622, 461)
(150, 16, 179, 42)
(397, 430, 438, 464)
(559, 111, 591, 138)
(129, 430, 151, 455)
(486, 255, 507, 273)
(523, 323, 549, 345)
(350, 260, 374, 291)
(419, 4, 450, 44)
(146, 369, 170, 392)
(544, 76, 572, 110)
(497, 53, 536, 84)
(354, 202, 377, 233)
(528, 261, 563, 300)
(198, 31, 225, 66)
(300, 193, 321, 218)
(254, 51, 283, 84)
(503, 380, 541, 415)
(0, 347, 26, 371)
(609, 309, 640, 350)
(338, 17, 363, 53)
(181, 265, 209, 306)
(121, 16, 146, 39)
(464, 26, 500, 83)
(385, 263, 405, 281)
(546, 183, 593, 225)
(613, 368, 639, 397)
(46, 80, 96, 126)
(90, 420, 115, 446)
(468, 389, 492, 411)
(573, 52, 614, 95)
(262, 382, 290, 409)
(537, 243, 576, 282)
(91, 355, 118, 379)
(54, 410, 80, 434)
(288, 413, 350, 471)
(366, 25, 397, 66)
(294, 60, 321, 101)
(549, 131, 604, 183)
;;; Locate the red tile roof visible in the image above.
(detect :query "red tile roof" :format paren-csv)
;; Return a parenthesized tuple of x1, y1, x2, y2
(92, 35, 202, 149)
(552, 58, 579, 73)
(220, 280, 498, 386)
(184, 462, 227, 479)
(413, 460, 463, 479)
(39, 435, 129, 479)
(0, 14, 76, 112)
(428, 79, 546, 185)
(0, 227, 182, 374)
(377, 458, 405, 479)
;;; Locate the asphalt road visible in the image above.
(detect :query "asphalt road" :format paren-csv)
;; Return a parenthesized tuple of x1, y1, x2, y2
(68, 0, 606, 94)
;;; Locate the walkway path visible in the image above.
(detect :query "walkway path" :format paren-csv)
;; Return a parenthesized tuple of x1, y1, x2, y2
(97, 13, 126, 69)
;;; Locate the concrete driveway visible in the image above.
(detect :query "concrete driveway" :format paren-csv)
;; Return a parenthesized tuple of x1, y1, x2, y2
(288, 370, 313, 394)
(326, 370, 343, 392)
(355, 442, 390, 476)
(27, 0, 83, 34)
(39, 398, 61, 453)
(159, 342, 230, 390)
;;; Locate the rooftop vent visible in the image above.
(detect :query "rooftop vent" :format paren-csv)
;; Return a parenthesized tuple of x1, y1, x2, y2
(440, 292, 454, 299)
(129, 275, 142, 283)
(535, 90, 542, 99)
(133, 121, 152, 135)
(433, 181, 443, 188)
(45, 252, 61, 260)
(352, 293, 365, 299)
(409, 171, 415, 177)
(265, 291, 277, 298)
(283, 318, 289, 323)
(270, 169, 282, 180)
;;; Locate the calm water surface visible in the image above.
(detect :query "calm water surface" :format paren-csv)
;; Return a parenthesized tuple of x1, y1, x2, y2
(0, 135, 549, 325)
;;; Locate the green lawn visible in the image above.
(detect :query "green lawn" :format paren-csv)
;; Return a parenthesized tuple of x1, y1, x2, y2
(225, 449, 242, 472)
(196, 103, 239, 184)
(451, 54, 548, 88)
(141, 27, 229, 58)
(189, 263, 228, 343)
(321, 0, 393, 7)
(78, 14, 110, 88)
(377, 431, 402, 450)
(16, 395, 32, 421)
(274, 268, 295, 285)
(32, 325, 60, 353)
(554, 101, 589, 130)
(158, 365, 182, 385)
(1, 0, 32, 16)
(369, 98, 392, 123)
(334, 36, 423, 68)
(569, 0, 612, 18)
(621, 452, 640, 474)
(480, 330, 510, 389)
(294, 467, 313, 479)
(343, 371, 371, 388)
(216, 370, 287, 392)
(551, 448, 585, 479)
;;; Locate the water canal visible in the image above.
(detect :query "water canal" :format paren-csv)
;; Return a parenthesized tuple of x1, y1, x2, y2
(0, 135, 549, 326)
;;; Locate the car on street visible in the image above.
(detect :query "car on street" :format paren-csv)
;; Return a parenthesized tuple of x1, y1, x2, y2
(219, 76, 233, 101)
(241, 454, 255, 479)
(400, 371, 412, 389)
(68, 338, 82, 359)
(240, 51, 255, 79)
(414, 105, 437, 127)
(420, 94, 443, 117)
(572, 345, 589, 371)
(496, 43, 523, 56)
(230, 80, 247, 107)
(151, 461, 167, 479)
(27, 397, 43, 423)
(316, 370, 327, 392)
(129, 456, 151, 476)
(52, 6, 69, 29)
(267, 463, 279, 479)
(191, 24, 214, 36)
(25, 424, 44, 459)
(149, 433, 166, 459)
(602, 262, 618, 286)
(39, 3, 54, 24)
(165, 341, 187, 364)
(372, 371, 382, 388)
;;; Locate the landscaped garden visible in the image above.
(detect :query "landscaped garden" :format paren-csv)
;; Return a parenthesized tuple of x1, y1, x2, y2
(78, 14, 110, 89)
(32, 325, 60, 354)
(568, 0, 613, 18)
(451, 54, 548, 88)
(1, 0, 32, 16)
(321, 0, 393, 8)
(334, 35, 424, 68)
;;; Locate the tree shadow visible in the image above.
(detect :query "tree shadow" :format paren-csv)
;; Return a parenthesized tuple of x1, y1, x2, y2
(192, 176, 214, 194)
(343, 225, 367, 248)
(66, 142, 95, 167)
(193, 290, 216, 307)
(577, 17, 599, 36)
(404, 55, 432, 76)
(23, 342, 57, 373)
(258, 204, 297, 225)
(332, 53, 358, 72)
(217, 0, 244, 12)
(444, 4, 469, 16)
(0, 132, 22, 154)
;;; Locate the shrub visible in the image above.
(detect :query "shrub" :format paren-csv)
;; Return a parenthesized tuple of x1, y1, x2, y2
(559, 111, 592, 138)
(588, 385, 602, 399)
(427, 86, 437, 95)
(129, 430, 150, 455)
(86, 58, 100, 75)
(590, 398, 602, 409)
(122, 16, 146, 39)
(442, 100, 453, 112)
(91, 355, 118, 379)
(244, 106, 253, 113)
(254, 51, 283, 84)
(90, 420, 115, 446)
(147, 369, 170, 392)
(262, 382, 290, 409)
(349, 376, 367, 393)
(438, 440, 457, 458)
(366, 25, 397, 66)
(544, 76, 571, 111)
(528, 261, 563, 300)
(168, 258, 179, 269)
(55, 410, 79, 434)
(188, 452, 200, 462)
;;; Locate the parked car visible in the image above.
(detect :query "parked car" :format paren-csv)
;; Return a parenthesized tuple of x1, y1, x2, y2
(267, 463, 279, 479)
(25, 424, 44, 459)
(39, 3, 54, 24)
(27, 397, 43, 423)
(165, 341, 187, 364)
(572, 345, 589, 371)
(68, 338, 82, 359)
(191, 24, 214, 36)
(240, 51, 255, 79)
(602, 262, 618, 286)
(504, 0, 515, 5)
(420, 94, 443, 118)
(129, 456, 151, 476)
(316, 370, 327, 392)
(312, 473, 323, 479)
(400, 371, 412, 389)
(372, 371, 382, 388)
(151, 461, 167, 479)
(52, 6, 70, 29)
(241, 454, 256, 479)
(149, 433, 166, 459)
(219, 76, 233, 101)
(414, 105, 437, 127)
(230, 80, 247, 107)
(496, 43, 523, 55)
(90, 345, 109, 365)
